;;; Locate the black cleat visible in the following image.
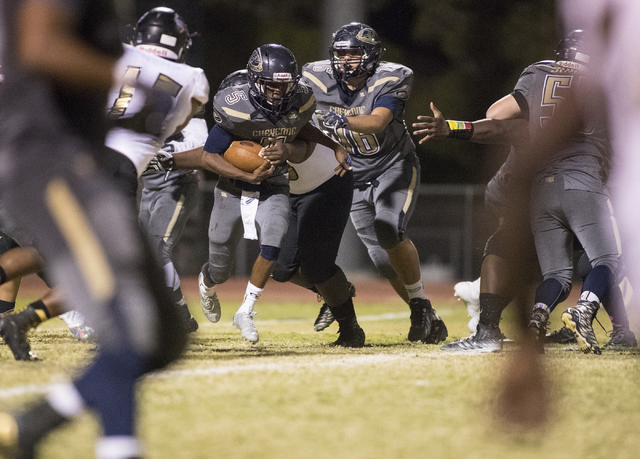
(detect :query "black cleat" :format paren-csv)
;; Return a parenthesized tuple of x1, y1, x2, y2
(313, 305, 335, 332)
(0, 308, 41, 361)
(603, 326, 637, 349)
(545, 326, 577, 344)
(0, 401, 69, 458)
(562, 300, 602, 355)
(176, 302, 198, 334)
(423, 313, 448, 344)
(408, 298, 436, 342)
(441, 323, 503, 352)
(313, 282, 355, 332)
(528, 306, 550, 354)
(330, 318, 365, 348)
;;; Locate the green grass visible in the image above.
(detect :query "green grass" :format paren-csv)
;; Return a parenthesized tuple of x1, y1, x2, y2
(1, 294, 639, 459)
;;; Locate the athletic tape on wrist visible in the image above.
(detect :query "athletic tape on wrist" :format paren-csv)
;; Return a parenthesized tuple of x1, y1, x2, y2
(447, 120, 474, 140)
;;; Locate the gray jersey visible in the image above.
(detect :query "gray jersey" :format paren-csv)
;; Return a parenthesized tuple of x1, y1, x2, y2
(302, 60, 416, 183)
(513, 60, 610, 191)
(211, 77, 316, 189)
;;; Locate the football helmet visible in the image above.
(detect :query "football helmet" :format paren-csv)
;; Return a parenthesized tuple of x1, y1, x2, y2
(554, 29, 588, 67)
(219, 69, 249, 91)
(330, 22, 384, 87)
(133, 7, 191, 63)
(246, 44, 300, 118)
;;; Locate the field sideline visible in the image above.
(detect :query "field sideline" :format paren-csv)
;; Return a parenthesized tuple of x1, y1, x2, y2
(1, 275, 639, 458)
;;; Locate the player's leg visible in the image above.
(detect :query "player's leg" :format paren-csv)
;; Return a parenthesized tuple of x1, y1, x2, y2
(232, 190, 290, 344)
(562, 189, 621, 354)
(138, 178, 199, 332)
(529, 178, 575, 352)
(0, 142, 186, 456)
(369, 156, 447, 343)
(199, 185, 245, 323)
(295, 173, 364, 347)
(0, 231, 23, 315)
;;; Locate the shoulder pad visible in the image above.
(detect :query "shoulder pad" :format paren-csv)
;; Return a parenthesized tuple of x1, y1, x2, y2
(213, 84, 255, 126)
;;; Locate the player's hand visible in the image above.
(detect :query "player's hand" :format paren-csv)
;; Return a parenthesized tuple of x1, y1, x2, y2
(333, 145, 352, 177)
(246, 160, 275, 184)
(260, 138, 289, 165)
(316, 110, 349, 129)
(412, 102, 449, 144)
(142, 150, 175, 175)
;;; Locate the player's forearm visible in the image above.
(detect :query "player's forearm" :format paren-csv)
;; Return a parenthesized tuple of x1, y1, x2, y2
(18, 1, 117, 90)
(469, 119, 529, 145)
(344, 112, 389, 134)
(201, 152, 255, 181)
(286, 139, 314, 164)
(297, 122, 342, 153)
(172, 147, 204, 169)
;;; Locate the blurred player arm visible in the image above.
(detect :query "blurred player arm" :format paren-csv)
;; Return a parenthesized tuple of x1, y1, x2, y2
(17, 0, 118, 89)
(412, 102, 529, 145)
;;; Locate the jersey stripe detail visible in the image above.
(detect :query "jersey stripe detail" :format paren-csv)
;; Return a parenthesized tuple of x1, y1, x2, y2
(302, 71, 328, 93)
(222, 107, 252, 120)
(299, 94, 316, 113)
(45, 178, 115, 301)
(368, 76, 400, 93)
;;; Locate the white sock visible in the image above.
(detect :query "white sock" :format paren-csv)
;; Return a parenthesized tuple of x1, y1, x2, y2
(95, 436, 144, 459)
(580, 290, 601, 304)
(236, 282, 263, 314)
(405, 280, 427, 300)
(46, 383, 86, 418)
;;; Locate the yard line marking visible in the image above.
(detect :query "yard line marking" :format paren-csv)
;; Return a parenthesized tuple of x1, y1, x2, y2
(0, 354, 414, 400)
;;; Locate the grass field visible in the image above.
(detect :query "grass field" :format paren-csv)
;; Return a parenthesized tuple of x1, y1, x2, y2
(1, 277, 639, 459)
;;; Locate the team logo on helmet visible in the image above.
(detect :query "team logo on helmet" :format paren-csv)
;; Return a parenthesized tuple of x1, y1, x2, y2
(248, 49, 263, 73)
(356, 28, 380, 46)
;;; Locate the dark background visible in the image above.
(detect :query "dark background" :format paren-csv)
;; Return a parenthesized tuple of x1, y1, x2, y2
(131, 0, 559, 186)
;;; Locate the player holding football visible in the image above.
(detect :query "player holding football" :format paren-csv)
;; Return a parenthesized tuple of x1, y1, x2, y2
(164, 45, 352, 345)
(302, 22, 447, 344)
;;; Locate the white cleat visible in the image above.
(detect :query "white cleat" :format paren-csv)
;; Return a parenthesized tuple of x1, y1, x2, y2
(199, 272, 221, 323)
(233, 311, 259, 344)
(59, 310, 95, 340)
(454, 279, 481, 333)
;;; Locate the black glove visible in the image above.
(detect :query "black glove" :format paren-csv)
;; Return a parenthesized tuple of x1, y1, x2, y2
(142, 150, 175, 176)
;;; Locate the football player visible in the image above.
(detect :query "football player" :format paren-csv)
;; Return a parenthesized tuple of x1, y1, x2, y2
(0, 7, 210, 353)
(134, 7, 210, 334)
(163, 44, 351, 345)
(0, 1, 186, 458)
(414, 31, 636, 354)
(270, 124, 365, 347)
(302, 23, 447, 344)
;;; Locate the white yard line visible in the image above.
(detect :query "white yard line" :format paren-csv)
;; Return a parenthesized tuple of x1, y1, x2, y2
(0, 353, 416, 400)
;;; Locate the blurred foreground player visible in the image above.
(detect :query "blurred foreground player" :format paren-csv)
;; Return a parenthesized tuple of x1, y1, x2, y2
(0, 1, 185, 458)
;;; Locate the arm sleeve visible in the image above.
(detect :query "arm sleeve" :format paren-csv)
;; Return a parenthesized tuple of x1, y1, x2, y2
(203, 124, 234, 155)
(373, 95, 404, 119)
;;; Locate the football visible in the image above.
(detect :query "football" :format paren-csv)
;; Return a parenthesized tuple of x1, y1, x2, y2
(223, 140, 266, 172)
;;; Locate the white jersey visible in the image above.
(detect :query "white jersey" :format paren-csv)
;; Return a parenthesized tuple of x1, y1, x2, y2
(288, 143, 338, 195)
(105, 44, 210, 176)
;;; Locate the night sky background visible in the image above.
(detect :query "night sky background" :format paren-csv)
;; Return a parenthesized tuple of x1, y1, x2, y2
(129, 0, 559, 185)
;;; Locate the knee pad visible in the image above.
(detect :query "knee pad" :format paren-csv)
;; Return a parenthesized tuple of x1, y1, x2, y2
(373, 219, 401, 250)
(259, 245, 280, 262)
